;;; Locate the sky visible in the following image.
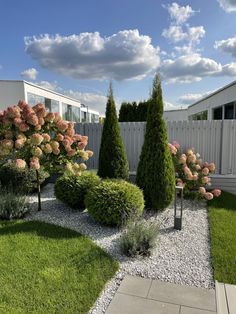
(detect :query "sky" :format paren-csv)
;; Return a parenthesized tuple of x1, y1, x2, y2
(0, 0, 236, 114)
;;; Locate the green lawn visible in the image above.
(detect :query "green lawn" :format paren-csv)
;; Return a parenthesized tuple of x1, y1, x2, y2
(0, 220, 118, 314)
(208, 191, 236, 284)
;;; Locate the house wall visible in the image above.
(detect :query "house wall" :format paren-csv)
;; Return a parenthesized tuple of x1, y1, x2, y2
(163, 109, 188, 121)
(0, 81, 25, 110)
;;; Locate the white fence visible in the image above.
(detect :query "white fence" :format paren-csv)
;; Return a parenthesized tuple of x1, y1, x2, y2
(75, 120, 236, 175)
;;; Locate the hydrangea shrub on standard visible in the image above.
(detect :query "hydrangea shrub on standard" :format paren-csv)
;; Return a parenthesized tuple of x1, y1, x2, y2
(169, 141, 221, 200)
(85, 180, 144, 226)
(0, 101, 93, 210)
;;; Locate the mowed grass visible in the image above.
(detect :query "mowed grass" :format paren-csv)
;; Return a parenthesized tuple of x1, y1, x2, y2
(0, 220, 118, 314)
(208, 191, 236, 284)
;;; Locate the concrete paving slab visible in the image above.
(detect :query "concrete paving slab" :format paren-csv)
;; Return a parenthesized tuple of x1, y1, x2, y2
(148, 280, 216, 311)
(106, 293, 180, 314)
(180, 305, 216, 314)
(225, 284, 236, 314)
(215, 281, 228, 314)
(117, 275, 152, 298)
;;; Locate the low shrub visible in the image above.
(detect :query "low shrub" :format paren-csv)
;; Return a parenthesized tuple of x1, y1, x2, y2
(0, 162, 49, 194)
(0, 189, 29, 220)
(85, 180, 144, 226)
(54, 171, 101, 210)
(120, 220, 159, 257)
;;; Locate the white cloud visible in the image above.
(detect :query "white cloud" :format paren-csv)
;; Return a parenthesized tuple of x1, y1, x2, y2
(64, 90, 107, 114)
(162, 26, 187, 42)
(164, 101, 186, 111)
(222, 62, 236, 75)
(162, 25, 205, 44)
(161, 54, 222, 83)
(217, 0, 236, 12)
(35, 80, 60, 91)
(25, 30, 160, 81)
(21, 67, 38, 80)
(215, 35, 236, 57)
(165, 2, 195, 25)
(178, 90, 215, 104)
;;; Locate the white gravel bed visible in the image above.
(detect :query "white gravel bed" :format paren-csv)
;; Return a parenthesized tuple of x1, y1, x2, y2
(27, 183, 214, 314)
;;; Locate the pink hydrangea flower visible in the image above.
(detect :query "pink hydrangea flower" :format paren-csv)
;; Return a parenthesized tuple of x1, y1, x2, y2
(208, 163, 216, 172)
(7, 106, 21, 119)
(172, 141, 180, 149)
(56, 133, 64, 141)
(15, 139, 25, 149)
(31, 134, 44, 146)
(204, 192, 213, 200)
(19, 122, 29, 132)
(199, 187, 206, 194)
(80, 163, 87, 170)
(67, 149, 76, 157)
(45, 112, 55, 122)
(33, 147, 43, 157)
(43, 143, 53, 154)
(30, 156, 40, 170)
(42, 133, 51, 142)
(56, 120, 68, 131)
(212, 189, 221, 197)
(27, 113, 39, 126)
(202, 176, 209, 184)
(52, 148, 60, 155)
(15, 159, 26, 169)
(86, 150, 93, 157)
(50, 141, 59, 150)
(202, 167, 209, 175)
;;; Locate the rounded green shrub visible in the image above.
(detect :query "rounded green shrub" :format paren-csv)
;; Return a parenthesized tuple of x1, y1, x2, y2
(0, 162, 49, 194)
(85, 180, 144, 226)
(54, 171, 100, 210)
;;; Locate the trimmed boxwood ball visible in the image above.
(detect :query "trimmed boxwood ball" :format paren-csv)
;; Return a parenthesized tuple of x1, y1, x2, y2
(54, 171, 100, 210)
(85, 180, 144, 226)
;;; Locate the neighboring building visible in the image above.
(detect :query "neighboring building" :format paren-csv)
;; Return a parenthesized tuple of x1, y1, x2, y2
(188, 80, 236, 121)
(163, 80, 236, 121)
(163, 109, 188, 121)
(0, 80, 100, 123)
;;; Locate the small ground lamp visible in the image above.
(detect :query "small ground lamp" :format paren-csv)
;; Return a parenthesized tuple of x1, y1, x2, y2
(174, 186, 183, 230)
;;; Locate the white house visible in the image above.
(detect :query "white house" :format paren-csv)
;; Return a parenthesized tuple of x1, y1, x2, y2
(0, 80, 100, 123)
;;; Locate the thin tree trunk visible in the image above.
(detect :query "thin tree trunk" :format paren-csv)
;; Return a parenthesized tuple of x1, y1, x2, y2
(36, 170, 41, 211)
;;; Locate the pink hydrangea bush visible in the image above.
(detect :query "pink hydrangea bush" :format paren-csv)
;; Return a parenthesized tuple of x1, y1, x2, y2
(168, 141, 221, 200)
(0, 101, 93, 209)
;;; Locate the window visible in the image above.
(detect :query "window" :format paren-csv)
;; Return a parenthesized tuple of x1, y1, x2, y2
(71, 106, 80, 122)
(91, 113, 99, 123)
(81, 111, 87, 122)
(62, 103, 72, 121)
(224, 102, 235, 119)
(213, 106, 223, 120)
(27, 93, 44, 106)
(189, 110, 208, 121)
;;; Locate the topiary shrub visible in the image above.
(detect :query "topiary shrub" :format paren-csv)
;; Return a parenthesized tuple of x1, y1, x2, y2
(0, 162, 49, 194)
(136, 74, 175, 210)
(120, 220, 159, 257)
(97, 83, 129, 180)
(0, 188, 29, 220)
(85, 180, 144, 226)
(54, 171, 100, 210)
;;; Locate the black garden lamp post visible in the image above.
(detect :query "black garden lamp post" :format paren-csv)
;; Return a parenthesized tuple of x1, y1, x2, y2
(174, 186, 183, 230)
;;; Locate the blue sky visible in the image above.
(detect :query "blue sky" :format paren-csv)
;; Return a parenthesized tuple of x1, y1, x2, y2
(0, 0, 236, 114)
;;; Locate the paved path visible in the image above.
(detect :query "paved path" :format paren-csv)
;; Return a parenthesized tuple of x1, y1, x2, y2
(106, 275, 216, 314)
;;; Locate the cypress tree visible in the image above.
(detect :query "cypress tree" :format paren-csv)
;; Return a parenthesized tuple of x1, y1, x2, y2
(98, 83, 129, 179)
(119, 102, 128, 122)
(136, 74, 175, 209)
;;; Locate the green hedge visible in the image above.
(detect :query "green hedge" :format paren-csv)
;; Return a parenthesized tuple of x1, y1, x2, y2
(54, 171, 100, 210)
(85, 180, 144, 226)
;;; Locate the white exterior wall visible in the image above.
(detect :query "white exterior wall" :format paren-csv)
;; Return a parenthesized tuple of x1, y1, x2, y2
(187, 82, 236, 120)
(163, 109, 188, 121)
(0, 81, 25, 110)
